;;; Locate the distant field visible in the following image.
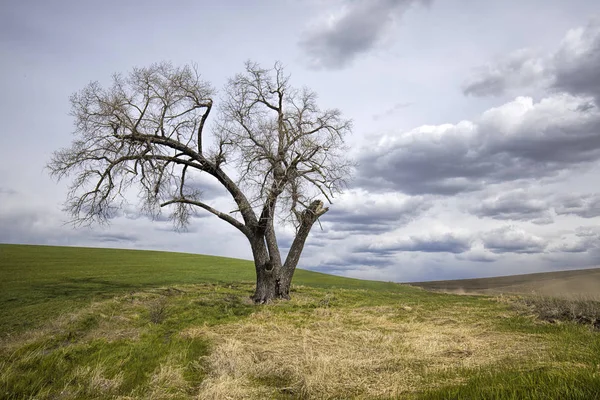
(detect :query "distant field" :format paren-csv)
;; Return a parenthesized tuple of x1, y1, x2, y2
(409, 267, 600, 299)
(1, 244, 600, 399)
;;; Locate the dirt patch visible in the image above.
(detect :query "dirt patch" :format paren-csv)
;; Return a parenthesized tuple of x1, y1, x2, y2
(409, 268, 600, 299)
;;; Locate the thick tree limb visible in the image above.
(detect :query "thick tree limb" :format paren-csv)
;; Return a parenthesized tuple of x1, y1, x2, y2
(161, 198, 249, 235)
(283, 200, 328, 271)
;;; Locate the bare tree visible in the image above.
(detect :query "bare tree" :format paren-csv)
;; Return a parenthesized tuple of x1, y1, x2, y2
(48, 61, 352, 303)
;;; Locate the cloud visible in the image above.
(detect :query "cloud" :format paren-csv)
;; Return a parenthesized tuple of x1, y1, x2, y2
(322, 189, 432, 234)
(469, 189, 553, 224)
(574, 226, 600, 238)
(356, 95, 600, 195)
(356, 231, 473, 255)
(0, 203, 142, 247)
(0, 205, 68, 245)
(462, 49, 549, 97)
(300, 0, 430, 69)
(550, 226, 600, 254)
(92, 232, 140, 243)
(456, 246, 499, 263)
(554, 193, 600, 218)
(372, 102, 413, 121)
(184, 172, 229, 201)
(316, 252, 397, 270)
(552, 19, 600, 103)
(551, 238, 590, 253)
(467, 189, 600, 225)
(462, 19, 600, 103)
(481, 225, 547, 254)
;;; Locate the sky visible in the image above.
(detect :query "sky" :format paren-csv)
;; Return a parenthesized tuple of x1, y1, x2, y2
(1, 0, 600, 282)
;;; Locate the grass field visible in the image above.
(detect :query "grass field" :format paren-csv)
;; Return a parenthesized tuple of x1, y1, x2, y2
(1, 243, 600, 399)
(0, 244, 399, 337)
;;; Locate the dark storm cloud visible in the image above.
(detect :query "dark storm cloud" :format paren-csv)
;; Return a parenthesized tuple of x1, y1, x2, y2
(355, 121, 490, 195)
(300, 0, 431, 69)
(554, 193, 600, 219)
(356, 96, 600, 195)
(356, 232, 472, 255)
(481, 226, 547, 254)
(323, 193, 432, 234)
(470, 189, 553, 224)
(463, 19, 600, 103)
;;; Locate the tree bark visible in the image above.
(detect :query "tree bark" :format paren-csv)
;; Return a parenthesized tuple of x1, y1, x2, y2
(250, 200, 328, 303)
(252, 261, 289, 304)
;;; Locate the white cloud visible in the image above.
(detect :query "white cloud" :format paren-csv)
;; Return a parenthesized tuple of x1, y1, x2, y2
(357, 94, 600, 195)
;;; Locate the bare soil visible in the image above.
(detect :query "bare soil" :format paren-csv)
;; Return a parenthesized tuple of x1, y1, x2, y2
(408, 267, 600, 299)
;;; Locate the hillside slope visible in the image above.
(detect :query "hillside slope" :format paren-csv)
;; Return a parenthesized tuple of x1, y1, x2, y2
(0, 243, 401, 334)
(409, 267, 600, 298)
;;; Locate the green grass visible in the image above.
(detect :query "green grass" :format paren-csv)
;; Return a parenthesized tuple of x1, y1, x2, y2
(1, 243, 599, 399)
(420, 367, 600, 399)
(0, 243, 398, 336)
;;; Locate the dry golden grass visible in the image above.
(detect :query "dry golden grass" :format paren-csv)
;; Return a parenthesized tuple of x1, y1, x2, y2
(146, 363, 191, 399)
(49, 363, 125, 399)
(184, 305, 545, 399)
(74, 364, 123, 392)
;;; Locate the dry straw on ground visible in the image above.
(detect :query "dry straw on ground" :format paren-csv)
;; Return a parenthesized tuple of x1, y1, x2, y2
(184, 305, 544, 399)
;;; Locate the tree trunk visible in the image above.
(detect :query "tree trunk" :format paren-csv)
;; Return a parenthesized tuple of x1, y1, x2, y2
(252, 261, 290, 304)
(249, 235, 286, 303)
(249, 200, 328, 304)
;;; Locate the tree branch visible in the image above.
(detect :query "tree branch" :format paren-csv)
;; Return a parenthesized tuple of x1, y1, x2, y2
(161, 198, 249, 236)
(197, 99, 212, 154)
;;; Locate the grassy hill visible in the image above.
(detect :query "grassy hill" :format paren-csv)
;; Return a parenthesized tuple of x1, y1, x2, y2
(408, 267, 600, 299)
(1, 244, 599, 399)
(0, 244, 400, 336)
